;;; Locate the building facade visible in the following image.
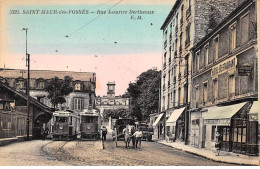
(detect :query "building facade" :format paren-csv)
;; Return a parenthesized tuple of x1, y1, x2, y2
(0, 69, 96, 112)
(0, 82, 52, 139)
(191, 0, 258, 155)
(159, 0, 238, 141)
(95, 82, 130, 119)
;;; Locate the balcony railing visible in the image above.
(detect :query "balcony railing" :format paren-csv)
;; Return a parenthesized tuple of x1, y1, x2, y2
(186, 7, 191, 17)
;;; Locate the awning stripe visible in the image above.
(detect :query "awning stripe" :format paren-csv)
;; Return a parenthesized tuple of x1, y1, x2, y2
(249, 101, 259, 114)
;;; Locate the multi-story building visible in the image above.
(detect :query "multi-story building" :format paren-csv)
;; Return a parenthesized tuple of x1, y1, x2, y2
(159, 0, 238, 141)
(95, 81, 130, 118)
(0, 82, 52, 140)
(0, 69, 96, 111)
(190, 0, 258, 155)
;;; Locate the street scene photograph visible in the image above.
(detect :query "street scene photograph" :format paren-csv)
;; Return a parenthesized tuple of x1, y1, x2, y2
(0, 0, 259, 166)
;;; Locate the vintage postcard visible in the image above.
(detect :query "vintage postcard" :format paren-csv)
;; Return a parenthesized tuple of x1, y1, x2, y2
(0, 0, 259, 166)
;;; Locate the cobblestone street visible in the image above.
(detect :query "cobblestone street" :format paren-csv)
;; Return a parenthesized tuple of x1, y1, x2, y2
(0, 136, 237, 166)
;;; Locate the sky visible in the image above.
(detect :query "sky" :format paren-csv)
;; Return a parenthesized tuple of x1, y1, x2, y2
(0, 0, 175, 96)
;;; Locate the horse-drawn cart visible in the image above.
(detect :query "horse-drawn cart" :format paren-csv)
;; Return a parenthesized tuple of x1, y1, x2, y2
(112, 118, 136, 147)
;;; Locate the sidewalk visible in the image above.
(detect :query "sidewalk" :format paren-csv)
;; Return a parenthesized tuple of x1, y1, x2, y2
(155, 140, 259, 166)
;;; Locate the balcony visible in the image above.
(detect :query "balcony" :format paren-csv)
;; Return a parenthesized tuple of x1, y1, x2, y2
(186, 7, 191, 18)
(164, 40, 167, 48)
(173, 76, 176, 84)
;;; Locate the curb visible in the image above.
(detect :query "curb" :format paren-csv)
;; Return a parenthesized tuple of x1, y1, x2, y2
(155, 141, 257, 166)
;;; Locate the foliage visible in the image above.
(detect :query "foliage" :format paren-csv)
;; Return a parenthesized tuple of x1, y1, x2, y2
(45, 76, 73, 108)
(126, 69, 161, 121)
(102, 108, 130, 121)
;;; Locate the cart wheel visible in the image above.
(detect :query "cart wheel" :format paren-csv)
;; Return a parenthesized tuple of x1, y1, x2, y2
(115, 128, 117, 147)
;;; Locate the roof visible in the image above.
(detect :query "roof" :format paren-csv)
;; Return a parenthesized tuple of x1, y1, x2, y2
(191, 0, 254, 51)
(0, 68, 96, 82)
(0, 82, 53, 113)
(160, 0, 181, 30)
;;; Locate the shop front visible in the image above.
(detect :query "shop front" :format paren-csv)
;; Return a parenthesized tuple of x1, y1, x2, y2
(204, 102, 247, 152)
(165, 107, 185, 142)
(152, 113, 165, 140)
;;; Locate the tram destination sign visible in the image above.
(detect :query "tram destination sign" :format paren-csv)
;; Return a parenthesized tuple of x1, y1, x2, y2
(238, 65, 252, 76)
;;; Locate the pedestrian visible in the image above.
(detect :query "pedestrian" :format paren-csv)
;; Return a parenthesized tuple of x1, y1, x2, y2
(133, 128, 143, 149)
(41, 123, 46, 141)
(215, 131, 222, 156)
(102, 126, 107, 141)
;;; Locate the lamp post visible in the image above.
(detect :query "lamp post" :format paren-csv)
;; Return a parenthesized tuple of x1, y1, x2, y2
(22, 28, 30, 141)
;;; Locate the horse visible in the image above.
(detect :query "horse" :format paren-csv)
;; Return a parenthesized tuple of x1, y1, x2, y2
(123, 124, 136, 148)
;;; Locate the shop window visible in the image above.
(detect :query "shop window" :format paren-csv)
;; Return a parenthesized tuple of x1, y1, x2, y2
(242, 128, 246, 143)
(0, 102, 3, 109)
(17, 80, 25, 89)
(3, 115, 11, 130)
(238, 128, 242, 143)
(234, 128, 238, 142)
(226, 128, 230, 141)
(38, 81, 45, 89)
(211, 126, 216, 140)
(4, 102, 10, 110)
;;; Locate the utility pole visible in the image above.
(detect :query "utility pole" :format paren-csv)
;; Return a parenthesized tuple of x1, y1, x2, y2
(22, 28, 30, 141)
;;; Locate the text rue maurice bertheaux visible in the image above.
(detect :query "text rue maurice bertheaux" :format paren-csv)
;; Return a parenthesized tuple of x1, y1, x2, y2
(9, 9, 155, 20)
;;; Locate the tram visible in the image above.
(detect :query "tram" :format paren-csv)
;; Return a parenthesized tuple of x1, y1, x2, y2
(52, 110, 80, 140)
(79, 109, 101, 140)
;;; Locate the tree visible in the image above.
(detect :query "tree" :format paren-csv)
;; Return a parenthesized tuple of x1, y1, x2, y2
(102, 108, 130, 121)
(126, 69, 161, 121)
(45, 76, 73, 108)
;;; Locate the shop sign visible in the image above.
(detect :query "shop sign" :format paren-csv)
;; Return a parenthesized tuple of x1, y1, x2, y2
(204, 119, 230, 125)
(211, 57, 236, 77)
(238, 65, 252, 76)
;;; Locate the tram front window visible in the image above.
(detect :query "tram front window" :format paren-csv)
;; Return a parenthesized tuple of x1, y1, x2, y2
(81, 116, 97, 123)
(55, 117, 68, 123)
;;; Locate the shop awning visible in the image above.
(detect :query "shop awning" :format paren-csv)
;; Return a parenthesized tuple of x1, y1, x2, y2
(166, 107, 185, 126)
(248, 101, 258, 121)
(152, 113, 164, 127)
(204, 102, 247, 126)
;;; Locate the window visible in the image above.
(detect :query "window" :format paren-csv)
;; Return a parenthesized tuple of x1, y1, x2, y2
(38, 81, 45, 89)
(168, 93, 170, 108)
(195, 85, 199, 102)
(230, 22, 237, 51)
(204, 44, 209, 65)
(73, 98, 82, 110)
(196, 51, 200, 71)
(241, 13, 249, 44)
(173, 90, 176, 107)
(214, 36, 219, 60)
(228, 75, 235, 99)
(75, 83, 81, 91)
(3, 115, 11, 130)
(185, 23, 191, 46)
(213, 79, 218, 101)
(178, 87, 181, 106)
(17, 80, 25, 89)
(203, 82, 208, 105)
(180, 5, 184, 24)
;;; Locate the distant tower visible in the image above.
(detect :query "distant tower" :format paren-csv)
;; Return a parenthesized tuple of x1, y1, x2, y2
(107, 81, 115, 98)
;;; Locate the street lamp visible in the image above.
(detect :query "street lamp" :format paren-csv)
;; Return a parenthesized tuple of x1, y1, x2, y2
(22, 28, 30, 141)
